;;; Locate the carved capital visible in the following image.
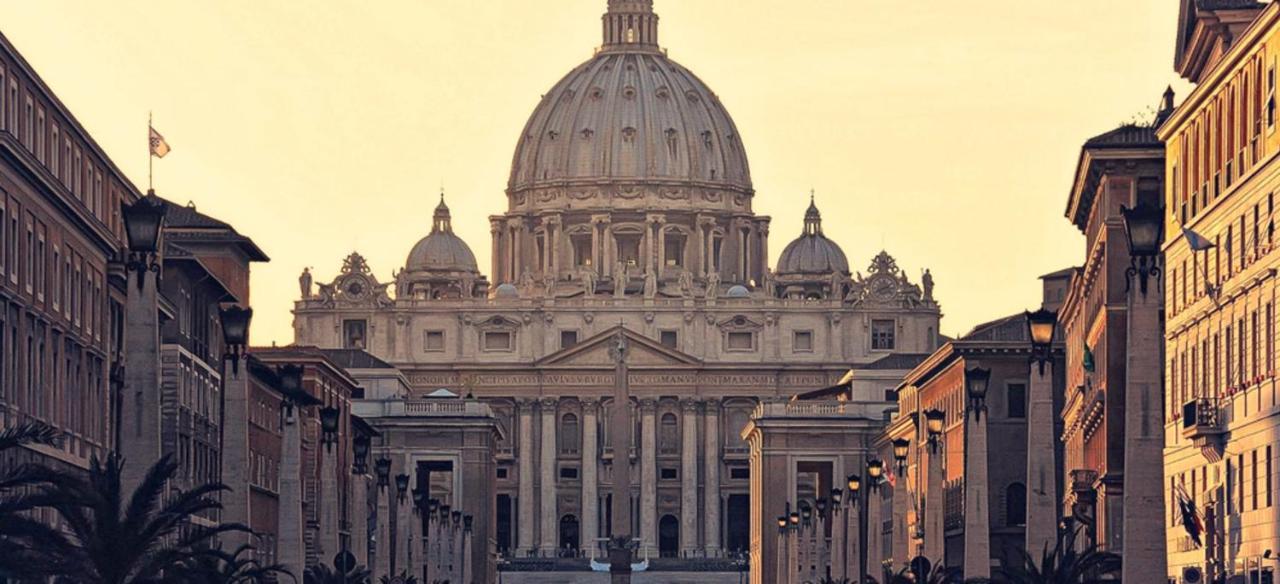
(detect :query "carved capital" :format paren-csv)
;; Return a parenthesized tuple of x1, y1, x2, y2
(540, 396, 559, 410)
(580, 397, 600, 414)
(639, 398, 658, 413)
(703, 398, 721, 415)
(681, 398, 700, 413)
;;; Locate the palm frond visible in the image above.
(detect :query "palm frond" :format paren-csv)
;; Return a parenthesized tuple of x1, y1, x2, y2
(0, 421, 61, 451)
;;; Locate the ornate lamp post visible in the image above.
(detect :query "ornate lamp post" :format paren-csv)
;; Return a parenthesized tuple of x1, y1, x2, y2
(1119, 199, 1168, 581)
(1024, 308, 1060, 556)
(319, 406, 341, 451)
(892, 438, 910, 475)
(922, 408, 946, 561)
(121, 194, 167, 290)
(866, 459, 884, 492)
(965, 366, 990, 419)
(375, 457, 393, 490)
(395, 473, 410, 502)
(219, 305, 252, 371)
(353, 434, 371, 475)
(924, 410, 945, 451)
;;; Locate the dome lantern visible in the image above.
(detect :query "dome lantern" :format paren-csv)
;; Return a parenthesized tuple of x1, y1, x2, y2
(432, 191, 452, 234)
(603, 0, 659, 49)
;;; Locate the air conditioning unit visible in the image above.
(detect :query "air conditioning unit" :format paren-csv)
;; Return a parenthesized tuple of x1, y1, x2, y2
(1182, 565, 1204, 584)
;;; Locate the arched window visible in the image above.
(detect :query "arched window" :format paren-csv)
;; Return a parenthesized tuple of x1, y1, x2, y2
(560, 413, 580, 455)
(659, 413, 679, 454)
(1006, 483, 1027, 526)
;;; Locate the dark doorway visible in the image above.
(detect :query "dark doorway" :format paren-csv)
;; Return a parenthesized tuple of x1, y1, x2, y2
(726, 494, 750, 553)
(658, 514, 679, 558)
(559, 514, 580, 557)
(496, 494, 513, 554)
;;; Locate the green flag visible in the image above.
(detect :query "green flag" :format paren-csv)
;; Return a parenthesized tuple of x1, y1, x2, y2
(1082, 341, 1095, 373)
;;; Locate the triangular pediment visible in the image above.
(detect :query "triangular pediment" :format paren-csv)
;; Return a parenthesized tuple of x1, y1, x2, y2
(537, 326, 702, 368)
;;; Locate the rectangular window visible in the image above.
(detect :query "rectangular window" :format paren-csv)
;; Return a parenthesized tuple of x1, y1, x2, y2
(34, 107, 44, 163)
(871, 319, 896, 350)
(560, 330, 578, 349)
(1007, 383, 1027, 419)
(659, 330, 678, 349)
(726, 331, 754, 351)
(559, 466, 579, 480)
(23, 216, 32, 294)
(792, 330, 814, 352)
(424, 330, 445, 352)
(496, 467, 509, 479)
(483, 331, 513, 351)
(729, 467, 750, 480)
(1267, 445, 1273, 508)
(1252, 449, 1259, 511)
(660, 468, 678, 480)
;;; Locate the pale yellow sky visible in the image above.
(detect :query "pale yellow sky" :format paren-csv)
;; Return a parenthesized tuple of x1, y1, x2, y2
(0, 0, 1189, 345)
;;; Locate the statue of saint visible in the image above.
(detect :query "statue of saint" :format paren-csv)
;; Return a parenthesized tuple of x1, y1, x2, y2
(643, 269, 657, 299)
(613, 261, 628, 299)
(581, 267, 597, 296)
(830, 271, 846, 300)
(677, 270, 694, 298)
(299, 267, 313, 299)
(705, 271, 721, 300)
(518, 270, 536, 295)
(922, 269, 935, 302)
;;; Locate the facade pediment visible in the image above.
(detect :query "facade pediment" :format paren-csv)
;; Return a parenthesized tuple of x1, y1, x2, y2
(537, 326, 701, 368)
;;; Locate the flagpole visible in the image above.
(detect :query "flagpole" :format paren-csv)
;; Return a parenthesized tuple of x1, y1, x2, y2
(148, 111, 153, 193)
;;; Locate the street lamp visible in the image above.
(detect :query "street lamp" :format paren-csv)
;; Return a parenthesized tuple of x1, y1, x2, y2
(892, 438, 910, 474)
(121, 194, 167, 290)
(799, 500, 813, 527)
(1120, 201, 1164, 295)
(319, 406, 341, 451)
(788, 511, 800, 527)
(219, 305, 253, 372)
(412, 487, 426, 513)
(924, 409, 945, 453)
(847, 473, 861, 495)
(965, 366, 991, 420)
(375, 456, 392, 490)
(395, 473, 410, 502)
(866, 459, 884, 492)
(353, 433, 371, 475)
(831, 488, 843, 506)
(1026, 308, 1058, 375)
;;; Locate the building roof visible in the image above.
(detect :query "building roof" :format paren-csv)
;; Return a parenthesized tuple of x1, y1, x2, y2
(1082, 124, 1161, 149)
(1039, 267, 1080, 281)
(157, 198, 270, 262)
(318, 348, 396, 370)
(863, 352, 933, 371)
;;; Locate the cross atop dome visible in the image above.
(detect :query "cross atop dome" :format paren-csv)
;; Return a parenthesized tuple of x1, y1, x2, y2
(603, 0, 659, 49)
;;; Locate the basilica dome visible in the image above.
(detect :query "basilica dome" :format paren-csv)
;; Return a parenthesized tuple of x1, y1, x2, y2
(406, 198, 479, 273)
(507, 0, 752, 205)
(777, 199, 849, 275)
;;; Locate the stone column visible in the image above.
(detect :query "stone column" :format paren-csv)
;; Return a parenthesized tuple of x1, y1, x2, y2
(120, 258, 162, 495)
(831, 506, 845, 581)
(581, 399, 600, 556)
(319, 445, 340, 560)
(1121, 278, 1168, 581)
(375, 479, 391, 580)
(924, 447, 944, 563)
(703, 400, 722, 558)
(490, 219, 504, 283)
(679, 399, 699, 558)
(517, 399, 536, 556)
(219, 359, 252, 550)
(351, 473, 370, 570)
(640, 399, 658, 557)
(867, 486, 883, 582)
(539, 397, 559, 557)
(279, 403, 306, 579)
(962, 406, 991, 579)
(891, 476, 909, 572)
(396, 466, 411, 574)
(1026, 362, 1058, 557)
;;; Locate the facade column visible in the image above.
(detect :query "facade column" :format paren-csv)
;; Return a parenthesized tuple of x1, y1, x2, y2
(490, 219, 504, 283)
(640, 398, 658, 557)
(395, 464, 411, 575)
(120, 258, 162, 495)
(679, 399, 699, 558)
(319, 445, 340, 560)
(375, 475, 391, 580)
(581, 399, 600, 556)
(923, 447, 944, 563)
(1121, 277, 1168, 581)
(539, 397, 559, 557)
(703, 399, 722, 558)
(1026, 363, 1058, 557)
(278, 402, 306, 579)
(962, 406, 991, 579)
(549, 215, 562, 277)
(517, 399, 536, 556)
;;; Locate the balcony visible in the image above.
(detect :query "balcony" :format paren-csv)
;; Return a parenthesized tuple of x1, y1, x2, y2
(1180, 398, 1225, 448)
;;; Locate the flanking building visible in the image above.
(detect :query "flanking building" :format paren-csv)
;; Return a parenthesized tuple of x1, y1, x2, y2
(1160, 1, 1280, 582)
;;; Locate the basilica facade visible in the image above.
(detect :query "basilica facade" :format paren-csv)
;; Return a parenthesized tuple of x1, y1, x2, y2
(293, 0, 942, 561)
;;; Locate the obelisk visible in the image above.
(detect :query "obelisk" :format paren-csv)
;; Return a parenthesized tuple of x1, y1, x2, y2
(608, 330, 635, 584)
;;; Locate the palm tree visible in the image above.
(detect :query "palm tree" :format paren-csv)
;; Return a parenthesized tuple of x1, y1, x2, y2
(9, 453, 249, 583)
(0, 421, 64, 579)
(170, 544, 288, 584)
(376, 572, 418, 584)
(304, 561, 372, 584)
(997, 527, 1120, 584)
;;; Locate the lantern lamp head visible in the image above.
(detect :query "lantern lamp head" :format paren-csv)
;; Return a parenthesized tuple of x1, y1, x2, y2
(965, 365, 991, 419)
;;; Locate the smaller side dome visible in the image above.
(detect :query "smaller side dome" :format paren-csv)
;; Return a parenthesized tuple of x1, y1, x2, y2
(776, 196, 849, 276)
(405, 197, 480, 273)
(725, 285, 750, 298)
(493, 283, 520, 299)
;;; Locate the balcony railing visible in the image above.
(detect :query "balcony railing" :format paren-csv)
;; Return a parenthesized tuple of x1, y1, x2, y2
(1181, 397, 1225, 445)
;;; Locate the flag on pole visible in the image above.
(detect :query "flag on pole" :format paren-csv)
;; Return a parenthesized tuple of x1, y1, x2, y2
(1175, 484, 1203, 548)
(1182, 225, 1216, 252)
(149, 125, 170, 158)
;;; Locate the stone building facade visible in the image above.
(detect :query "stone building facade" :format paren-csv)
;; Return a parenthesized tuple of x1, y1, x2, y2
(293, 0, 943, 562)
(1161, 1, 1280, 581)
